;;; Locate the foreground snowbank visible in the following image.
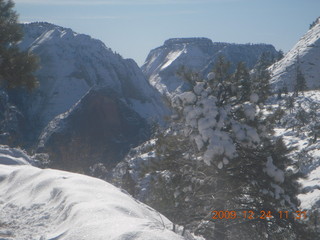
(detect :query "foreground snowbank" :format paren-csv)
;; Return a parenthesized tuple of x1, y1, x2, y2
(0, 163, 183, 240)
(0, 145, 34, 166)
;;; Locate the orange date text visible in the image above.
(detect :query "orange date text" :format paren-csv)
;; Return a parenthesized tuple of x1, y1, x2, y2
(211, 210, 308, 220)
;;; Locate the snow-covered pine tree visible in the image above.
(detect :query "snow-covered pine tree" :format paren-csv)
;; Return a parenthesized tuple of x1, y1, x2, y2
(135, 56, 312, 239)
(156, 57, 310, 239)
(0, 0, 38, 89)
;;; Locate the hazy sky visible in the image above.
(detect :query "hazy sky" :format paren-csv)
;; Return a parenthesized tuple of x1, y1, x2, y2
(14, 0, 320, 66)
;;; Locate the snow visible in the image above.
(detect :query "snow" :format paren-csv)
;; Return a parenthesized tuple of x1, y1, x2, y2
(0, 146, 183, 240)
(179, 92, 197, 105)
(270, 183, 285, 200)
(193, 82, 205, 95)
(160, 49, 184, 70)
(266, 90, 320, 210)
(243, 103, 256, 121)
(206, 72, 215, 81)
(223, 157, 229, 165)
(298, 165, 320, 209)
(173, 78, 263, 166)
(0, 151, 182, 240)
(264, 157, 285, 183)
(0, 145, 34, 166)
(270, 20, 320, 91)
(142, 38, 277, 98)
(194, 135, 204, 150)
(20, 22, 168, 133)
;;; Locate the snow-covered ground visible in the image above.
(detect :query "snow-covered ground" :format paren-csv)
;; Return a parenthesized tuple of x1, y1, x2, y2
(299, 165, 320, 210)
(267, 91, 320, 210)
(0, 147, 183, 240)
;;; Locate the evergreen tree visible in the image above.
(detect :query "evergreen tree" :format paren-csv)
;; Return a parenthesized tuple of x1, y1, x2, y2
(294, 65, 307, 95)
(309, 16, 320, 29)
(0, 0, 38, 89)
(277, 50, 284, 61)
(251, 53, 272, 104)
(208, 55, 232, 107)
(140, 59, 311, 239)
(285, 94, 295, 114)
(232, 61, 251, 102)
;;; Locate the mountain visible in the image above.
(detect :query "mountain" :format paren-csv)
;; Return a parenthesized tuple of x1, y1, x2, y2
(1, 22, 169, 170)
(142, 37, 280, 96)
(269, 18, 320, 92)
(9, 22, 167, 144)
(0, 146, 184, 240)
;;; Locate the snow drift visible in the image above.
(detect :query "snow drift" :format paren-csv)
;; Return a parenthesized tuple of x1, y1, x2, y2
(0, 151, 182, 240)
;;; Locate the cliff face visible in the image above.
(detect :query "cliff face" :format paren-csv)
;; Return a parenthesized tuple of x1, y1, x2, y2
(142, 37, 279, 96)
(270, 18, 320, 91)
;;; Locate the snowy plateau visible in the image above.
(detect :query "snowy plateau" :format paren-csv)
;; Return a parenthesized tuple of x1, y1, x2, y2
(142, 37, 279, 97)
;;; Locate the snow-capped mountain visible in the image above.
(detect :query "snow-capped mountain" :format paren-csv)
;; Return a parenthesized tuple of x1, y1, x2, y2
(13, 22, 167, 140)
(1, 22, 170, 170)
(142, 37, 279, 96)
(270, 18, 320, 91)
(0, 146, 184, 240)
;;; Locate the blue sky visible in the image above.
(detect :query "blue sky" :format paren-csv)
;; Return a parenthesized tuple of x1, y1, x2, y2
(14, 0, 320, 66)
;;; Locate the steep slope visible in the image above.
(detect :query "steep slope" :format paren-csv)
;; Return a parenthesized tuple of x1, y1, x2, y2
(11, 22, 167, 143)
(270, 18, 320, 91)
(38, 87, 150, 172)
(267, 20, 320, 211)
(142, 38, 279, 96)
(0, 149, 184, 240)
(266, 91, 320, 210)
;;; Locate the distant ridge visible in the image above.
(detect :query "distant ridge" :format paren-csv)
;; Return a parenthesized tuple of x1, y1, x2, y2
(142, 37, 279, 96)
